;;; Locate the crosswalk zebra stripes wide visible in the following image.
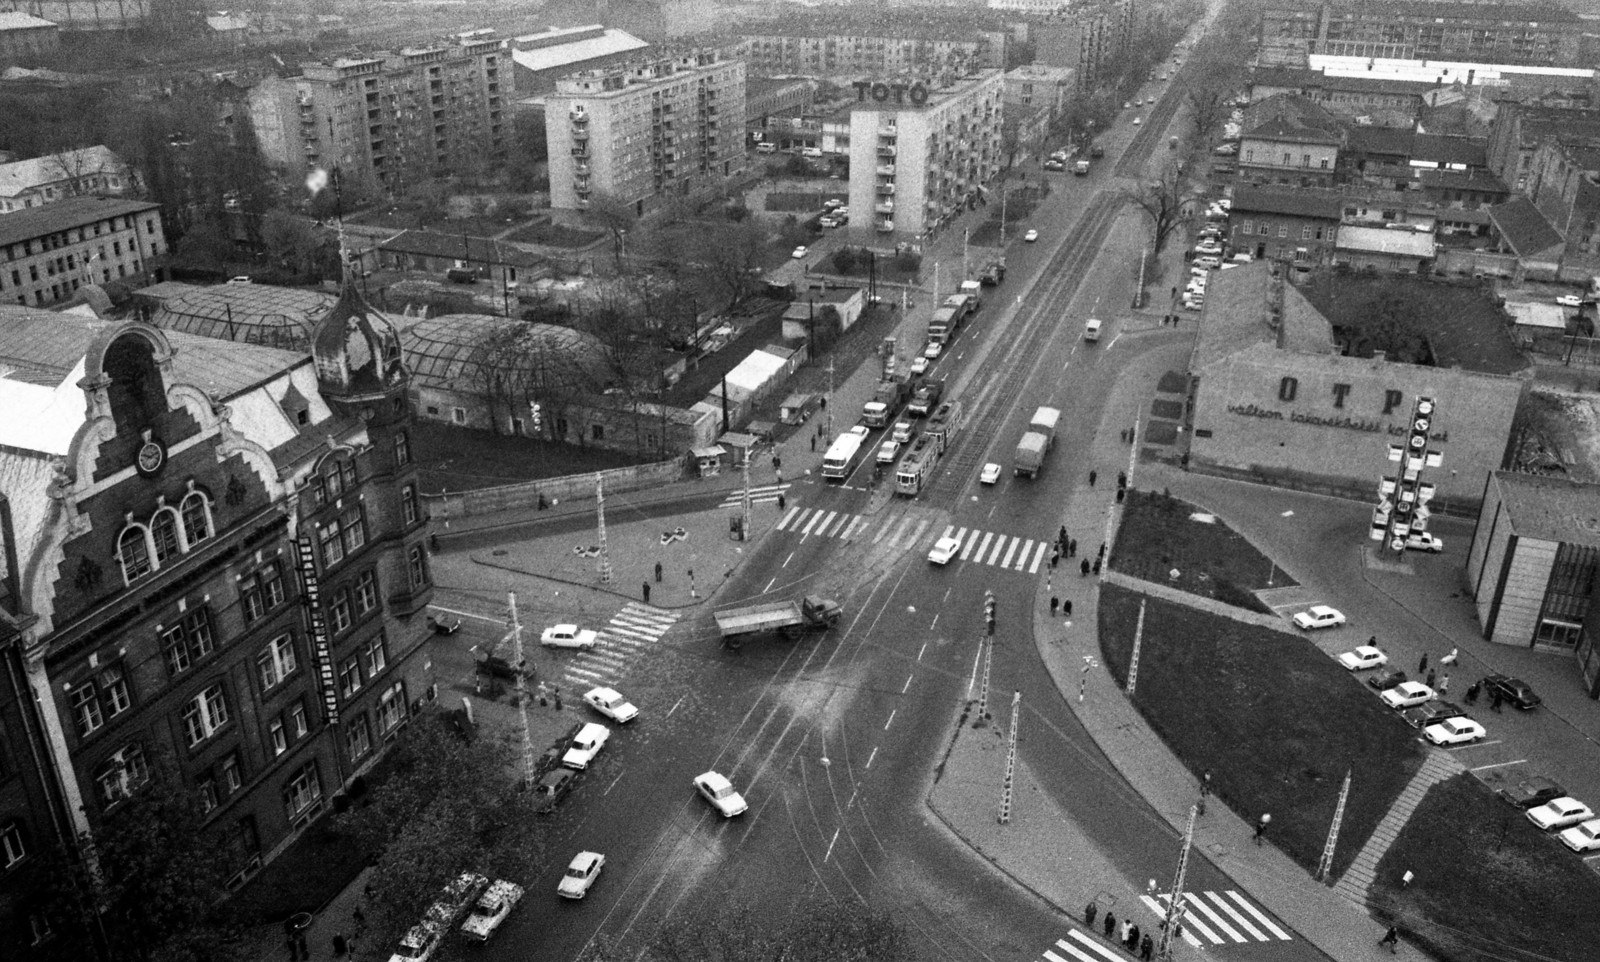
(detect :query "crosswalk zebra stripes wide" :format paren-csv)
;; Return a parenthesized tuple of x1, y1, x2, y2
(1035, 890, 1290, 962)
(771, 506, 1053, 574)
(553, 602, 680, 689)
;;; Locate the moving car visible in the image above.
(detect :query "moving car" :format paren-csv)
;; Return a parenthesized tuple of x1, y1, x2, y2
(923, 341, 944, 360)
(461, 880, 524, 942)
(1527, 797, 1595, 832)
(1558, 818, 1600, 852)
(693, 770, 749, 817)
(562, 722, 611, 770)
(929, 535, 962, 565)
(791, 246, 808, 259)
(980, 463, 1002, 485)
(1367, 667, 1408, 691)
(910, 355, 930, 375)
(1499, 776, 1566, 809)
(1381, 681, 1436, 709)
(820, 215, 840, 229)
(541, 624, 598, 649)
(557, 851, 605, 899)
(1405, 531, 1444, 553)
(1024, 229, 1039, 242)
(1337, 646, 1387, 671)
(1424, 717, 1486, 746)
(583, 687, 638, 724)
(1483, 674, 1541, 710)
(1401, 701, 1465, 730)
(1556, 294, 1583, 307)
(533, 768, 575, 815)
(1292, 605, 1345, 630)
(877, 439, 901, 464)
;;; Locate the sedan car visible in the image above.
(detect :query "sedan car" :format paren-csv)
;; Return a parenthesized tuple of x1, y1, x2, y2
(461, 880, 524, 942)
(1499, 776, 1566, 809)
(1527, 797, 1595, 832)
(1405, 531, 1444, 553)
(980, 463, 1002, 485)
(557, 851, 605, 899)
(1337, 646, 1388, 671)
(1043, 160, 1065, 171)
(1424, 716, 1486, 746)
(583, 687, 638, 724)
(1558, 818, 1600, 852)
(910, 355, 930, 375)
(1292, 605, 1346, 630)
(1367, 667, 1408, 691)
(541, 624, 598, 649)
(533, 767, 575, 815)
(1556, 294, 1583, 308)
(1483, 674, 1542, 710)
(1381, 681, 1436, 709)
(923, 341, 944, 360)
(892, 421, 915, 444)
(928, 535, 962, 565)
(1024, 229, 1039, 242)
(1402, 701, 1465, 730)
(561, 722, 611, 770)
(1123, 101, 1133, 109)
(693, 770, 749, 817)
(791, 246, 808, 259)
(877, 440, 901, 464)
(1133, 117, 1142, 125)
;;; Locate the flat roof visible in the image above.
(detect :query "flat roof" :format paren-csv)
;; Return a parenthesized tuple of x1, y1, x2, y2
(1335, 225, 1436, 257)
(1492, 471, 1600, 548)
(510, 25, 648, 74)
(0, 196, 158, 247)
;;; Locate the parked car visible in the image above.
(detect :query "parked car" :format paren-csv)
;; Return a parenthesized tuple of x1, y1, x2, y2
(1424, 717, 1486, 746)
(1292, 605, 1345, 630)
(541, 624, 598, 649)
(533, 768, 576, 815)
(1043, 160, 1065, 171)
(1556, 294, 1583, 307)
(388, 921, 445, 962)
(1024, 229, 1039, 242)
(1483, 674, 1541, 710)
(1213, 143, 1238, 156)
(791, 246, 809, 259)
(1558, 818, 1600, 852)
(923, 341, 944, 360)
(928, 535, 962, 565)
(1381, 681, 1436, 709)
(693, 770, 749, 817)
(1499, 776, 1566, 809)
(980, 463, 1002, 485)
(1405, 531, 1445, 553)
(583, 687, 638, 724)
(1401, 701, 1465, 730)
(461, 880, 524, 942)
(557, 851, 605, 898)
(1527, 797, 1595, 832)
(562, 722, 611, 770)
(1337, 646, 1387, 671)
(1367, 667, 1408, 691)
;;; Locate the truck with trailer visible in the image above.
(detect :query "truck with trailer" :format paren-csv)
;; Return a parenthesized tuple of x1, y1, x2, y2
(861, 374, 911, 427)
(927, 293, 976, 345)
(715, 594, 843, 648)
(979, 259, 1007, 285)
(959, 279, 983, 305)
(897, 400, 963, 496)
(906, 377, 945, 417)
(821, 428, 868, 482)
(1014, 406, 1061, 478)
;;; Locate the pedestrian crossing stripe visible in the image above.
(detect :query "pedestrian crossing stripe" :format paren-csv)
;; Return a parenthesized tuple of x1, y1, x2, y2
(1136, 890, 1291, 947)
(717, 483, 790, 508)
(772, 508, 1054, 572)
(942, 525, 1050, 573)
(557, 603, 680, 688)
(1042, 929, 1123, 962)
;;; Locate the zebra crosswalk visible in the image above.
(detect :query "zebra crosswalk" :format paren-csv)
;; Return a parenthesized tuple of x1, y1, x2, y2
(1033, 891, 1290, 962)
(554, 603, 681, 690)
(770, 507, 1056, 575)
(717, 483, 790, 508)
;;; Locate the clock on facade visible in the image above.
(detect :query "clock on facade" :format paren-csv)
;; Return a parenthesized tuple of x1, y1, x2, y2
(135, 432, 167, 477)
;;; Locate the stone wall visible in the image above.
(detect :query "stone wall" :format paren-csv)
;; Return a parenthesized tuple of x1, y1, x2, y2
(422, 459, 686, 519)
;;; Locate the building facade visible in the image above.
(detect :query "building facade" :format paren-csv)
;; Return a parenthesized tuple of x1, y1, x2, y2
(247, 32, 510, 198)
(0, 197, 164, 307)
(0, 11, 55, 62)
(0, 146, 131, 214)
(734, 26, 1004, 76)
(508, 24, 650, 100)
(546, 53, 747, 214)
(1260, 1, 1584, 67)
(1228, 187, 1343, 268)
(846, 70, 1005, 240)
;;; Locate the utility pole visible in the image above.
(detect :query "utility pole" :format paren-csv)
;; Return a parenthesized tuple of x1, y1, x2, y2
(962, 227, 970, 280)
(740, 446, 752, 542)
(506, 591, 535, 788)
(1317, 768, 1352, 881)
(826, 357, 835, 440)
(1000, 187, 1007, 245)
(1127, 598, 1147, 695)
(1156, 804, 1199, 962)
(595, 473, 613, 584)
(998, 690, 1020, 824)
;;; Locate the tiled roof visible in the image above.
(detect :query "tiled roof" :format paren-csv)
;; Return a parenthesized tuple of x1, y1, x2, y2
(1245, 117, 1343, 144)
(1230, 186, 1343, 220)
(0, 11, 55, 30)
(1191, 262, 1337, 371)
(1416, 168, 1509, 193)
(1492, 471, 1600, 548)
(1488, 196, 1564, 257)
(395, 313, 611, 390)
(377, 230, 545, 268)
(0, 196, 158, 246)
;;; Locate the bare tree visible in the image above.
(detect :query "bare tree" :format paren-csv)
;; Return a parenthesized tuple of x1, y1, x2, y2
(1122, 165, 1194, 258)
(1186, 86, 1229, 145)
(586, 193, 638, 271)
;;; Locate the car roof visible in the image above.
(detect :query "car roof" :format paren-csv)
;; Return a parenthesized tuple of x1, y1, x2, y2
(936, 535, 960, 547)
(576, 722, 608, 738)
(697, 770, 732, 790)
(571, 850, 603, 868)
(551, 623, 577, 633)
(587, 686, 619, 699)
(1309, 605, 1337, 615)
(1354, 645, 1380, 654)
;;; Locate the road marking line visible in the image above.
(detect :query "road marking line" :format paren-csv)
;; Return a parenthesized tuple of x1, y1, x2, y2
(1066, 930, 1124, 961)
(903, 674, 913, 694)
(1185, 893, 1244, 942)
(872, 516, 896, 542)
(1014, 538, 1035, 571)
(824, 827, 839, 863)
(942, 524, 954, 539)
(1204, 891, 1264, 941)
(1000, 537, 1020, 569)
(666, 694, 685, 717)
(987, 535, 1008, 566)
(904, 518, 931, 550)
(918, 642, 927, 662)
(1028, 540, 1048, 573)
(1470, 759, 1527, 771)
(824, 513, 851, 537)
(866, 746, 877, 769)
(1047, 941, 1097, 962)
(884, 710, 896, 730)
(954, 527, 971, 555)
(1153, 894, 1219, 944)
(777, 506, 802, 531)
(1227, 891, 1290, 939)
(427, 604, 501, 622)
(800, 510, 824, 536)
(972, 531, 993, 562)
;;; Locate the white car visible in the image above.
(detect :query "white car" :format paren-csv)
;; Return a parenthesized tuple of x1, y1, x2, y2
(791, 246, 808, 259)
(557, 851, 605, 899)
(1527, 797, 1596, 832)
(583, 687, 638, 724)
(928, 535, 961, 565)
(1556, 294, 1582, 307)
(923, 341, 944, 360)
(1024, 229, 1039, 242)
(1292, 605, 1345, 630)
(541, 624, 598, 649)
(892, 421, 915, 443)
(461, 880, 524, 942)
(1124, 102, 1132, 109)
(877, 440, 901, 464)
(1337, 646, 1387, 671)
(1405, 531, 1444, 553)
(910, 355, 930, 375)
(693, 770, 748, 817)
(1147, 96, 1156, 105)
(389, 921, 445, 962)
(1381, 681, 1436, 710)
(980, 463, 1002, 485)
(1424, 717, 1486, 746)
(561, 722, 611, 769)
(1133, 117, 1142, 125)
(1558, 817, 1600, 852)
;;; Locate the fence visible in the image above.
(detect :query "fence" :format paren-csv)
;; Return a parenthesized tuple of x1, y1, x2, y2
(423, 459, 686, 520)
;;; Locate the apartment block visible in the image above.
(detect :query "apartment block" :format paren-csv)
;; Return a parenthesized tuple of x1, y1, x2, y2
(546, 53, 746, 214)
(1260, 1, 1583, 67)
(247, 31, 510, 198)
(0, 196, 164, 307)
(735, 27, 1005, 76)
(847, 70, 1005, 240)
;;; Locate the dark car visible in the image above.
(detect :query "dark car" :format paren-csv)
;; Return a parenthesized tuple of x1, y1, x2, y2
(1401, 701, 1466, 730)
(536, 722, 585, 777)
(533, 768, 576, 814)
(446, 267, 478, 283)
(1090, 144, 1105, 158)
(1367, 667, 1408, 691)
(1498, 776, 1566, 809)
(1483, 674, 1541, 710)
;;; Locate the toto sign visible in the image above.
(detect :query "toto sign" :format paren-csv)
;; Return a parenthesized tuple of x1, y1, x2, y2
(853, 80, 930, 105)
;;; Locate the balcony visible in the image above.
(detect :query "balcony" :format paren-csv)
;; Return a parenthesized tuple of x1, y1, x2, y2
(570, 107, 588, 122)
(574, 162, 589, 175)
(877, 145, 897, 158)
(878, 125, 897, 137)
(876, 219, 895, 233)
(571, 127, 588, 141)
(875, 201, 895, 214)
(876, 164, 896, 176)
(876, 183, 895, 196)
(571, 146, 589, 158)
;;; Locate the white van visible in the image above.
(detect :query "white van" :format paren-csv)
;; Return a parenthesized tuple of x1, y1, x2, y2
(756, 143, 777, 154)
(1084, 318, 1103, 342)
(801, 146, 823, 158)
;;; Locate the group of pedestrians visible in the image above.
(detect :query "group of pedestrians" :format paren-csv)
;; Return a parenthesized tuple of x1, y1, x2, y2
(1083, 903, 1154, 961)
(1414, 647, 1506, 710)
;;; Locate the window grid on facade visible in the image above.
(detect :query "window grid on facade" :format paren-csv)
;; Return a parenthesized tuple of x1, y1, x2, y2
(355, 570, 379, 616)
(377, 681, 406, 732)
(318, 506, 366, 567)
(241, 561, 287, 623)
(257, 634, 298, 689)
(347, 714, 372, 761)
(408, 544, 429, 590)
(162, 608, 216, 676)
(362, 633, 388, 677)
(183, 684, 230, 747)
(282, 762, 322, 822)
(96, 743, 149, 805)
(402, 484, 419, 525)
(1, 821, 25, 867)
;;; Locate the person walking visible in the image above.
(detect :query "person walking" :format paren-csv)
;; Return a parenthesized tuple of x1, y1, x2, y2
(1140, 934, 1154, 961)
(1491, 687, 1504, 712)
(655, 561, 663, 583)
(1092, 558, 1103, 575)
(1103, 912, 1116, 938)
(1088, 469, 1097, 487)
(1418, 651, 1429, 674)
(642, 582, 651, 604)
(1050, 596, 1059, 617)
(1059, 525, 1068, 548)
(777, 493, 786, 510)
(1063, 599, 1073, 616)
(1069, 538, 1078, 557)
(1426, 668, 1437, 689)
(1051, 549, 1059, 568)
(810, 434, 816, 452)
(1438, 673, 1450, 695)
(1085, 902, 1098, 928)
(1081, 559, 1091, 577)
(1118, 919, 1132, 945)
(1440, 647, 1458, 666)
(1465, 680, 1481, 704)
(1379, 926, 1400, 954)
(1098, 542, 1107, 559)
(1254, 812, 1271, 845)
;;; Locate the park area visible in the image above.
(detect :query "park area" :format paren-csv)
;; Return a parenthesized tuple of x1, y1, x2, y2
(1110, 490, 1294, 613)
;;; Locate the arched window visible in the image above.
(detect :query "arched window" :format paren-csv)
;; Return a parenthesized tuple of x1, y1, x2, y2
(150, 508, 181, 563)
(118, 526, 153, 583)
(180, 490, 211, 547)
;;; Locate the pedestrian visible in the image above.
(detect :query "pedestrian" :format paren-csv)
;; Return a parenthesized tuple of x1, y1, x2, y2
(1147, 878, 1158, 896)
(1117, 470, 1127, 488)
(1465, 681, 1481, 704)
(1092, 558, 1102, 575)
(1051, 596, 1059, 616)
(1426, 668, 1437, 689)
(1059, 525, 1068, 547)
(1088, 469, 1097, 487)
(1081, 559, 1091, 577)
(1418, 651, 1429, 674)
(810, 434, 816, 451)
(1254, 812, 1271, 844)
(655, 561, 663, 583)
(1140, 934, 1153, 961)
(778, 493, 786, 510)
(1104, 911, 1116, 938)
(333, 933, 348, 958)
(1441, 647, 1458, 666)
(1128, 924, 1141, 951)
(1051, 550, 1059, 568)
(1368, 635, 1377, 647)
(1116, 488, 1125, 504)
(1085, 902, 1098, 928)
(1129, 427, 1136, 444)
(1491, 688, 1503, 712)
(1064, 599, 1073, 616)
(1119, 919, 1132, 945)
(1069, 538, 1078, 557)
(1098, 542, 1107, 559)
(1438, 673, 1450, 695)
(1379, 926, 1400, 954)
(352, 906, 365, 934)
(773, 454, 782, 471)
(643, 582, 651, 604)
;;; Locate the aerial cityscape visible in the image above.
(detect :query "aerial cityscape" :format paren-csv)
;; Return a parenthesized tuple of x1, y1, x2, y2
(4, 0, 1600, 961)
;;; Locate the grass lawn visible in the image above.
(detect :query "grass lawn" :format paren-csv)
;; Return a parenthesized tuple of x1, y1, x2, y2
(411, 421, 654, 494)
(1098, 584, 1427, 878)
(503, 220, 605, 249)
(1373, 773, 1600, 962)
(1110, 490, 1295, 613)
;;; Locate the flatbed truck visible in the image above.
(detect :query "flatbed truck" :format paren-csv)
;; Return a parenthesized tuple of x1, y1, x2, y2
(715, 594, 843, 648)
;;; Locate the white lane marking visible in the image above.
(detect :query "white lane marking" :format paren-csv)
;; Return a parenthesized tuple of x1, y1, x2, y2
(865, 747, 877, 769)
(1227, 891, 1290, 939)
(1204, 891, 1264, 941)
(1470, 759, 1527, 771)
(777, 505, 802, 530)
(1185, 892, 1245, 942)
(1000, 537, 1020, 569)
(1141, 895, 1204, 946)
(971, 531, 993, 562)
(1066, 930, 1125, 961)
(1028, 540, 1048, 573)
(986, 535, 1008, 566)
(884, 710, 896, 730)
(800, 510, 824, 536)
(903, 518, 932, 550)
